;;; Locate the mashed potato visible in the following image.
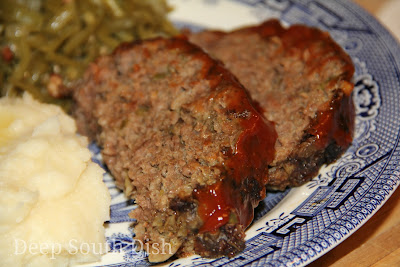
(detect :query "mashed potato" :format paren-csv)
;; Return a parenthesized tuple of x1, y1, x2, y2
(0, 94, 111, 267)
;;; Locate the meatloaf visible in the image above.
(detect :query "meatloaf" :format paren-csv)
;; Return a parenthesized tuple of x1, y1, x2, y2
(188, 19, 355, 190)
(71, 37, 277, 261)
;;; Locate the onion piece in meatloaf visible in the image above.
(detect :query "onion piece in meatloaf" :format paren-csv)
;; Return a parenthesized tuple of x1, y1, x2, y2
(72, 37, 277, 261)
(188, 19, 355, 190)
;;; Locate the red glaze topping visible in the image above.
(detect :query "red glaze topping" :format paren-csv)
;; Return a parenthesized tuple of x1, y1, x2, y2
(195, 85, 277, 233)
(230, 108, 277, 184)
(194, 182, 231, 233)
(308, 90, 355, 149)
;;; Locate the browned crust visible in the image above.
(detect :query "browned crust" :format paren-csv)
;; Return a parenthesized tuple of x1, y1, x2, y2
(194, 224, 246, 258)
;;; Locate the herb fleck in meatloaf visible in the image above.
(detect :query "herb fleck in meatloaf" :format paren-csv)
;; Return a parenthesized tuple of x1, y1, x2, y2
(72, 37, 277, 261)
(188, 20, 355, 190)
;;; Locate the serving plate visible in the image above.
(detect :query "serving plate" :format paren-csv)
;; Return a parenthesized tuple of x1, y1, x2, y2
(84, 0, 400, 266)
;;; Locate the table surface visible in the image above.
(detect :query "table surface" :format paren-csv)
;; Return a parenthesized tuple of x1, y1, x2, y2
(309, 1, 400, 266)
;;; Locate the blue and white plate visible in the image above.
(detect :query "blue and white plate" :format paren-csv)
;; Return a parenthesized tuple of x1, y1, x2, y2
(85, 0, 400, 266)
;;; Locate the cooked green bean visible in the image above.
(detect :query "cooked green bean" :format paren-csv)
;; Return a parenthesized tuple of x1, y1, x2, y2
(0, 0, 178, 108)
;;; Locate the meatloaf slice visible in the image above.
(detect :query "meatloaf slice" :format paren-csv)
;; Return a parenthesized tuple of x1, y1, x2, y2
(72, 37, 277, 261)
(188, 19, 355, 190)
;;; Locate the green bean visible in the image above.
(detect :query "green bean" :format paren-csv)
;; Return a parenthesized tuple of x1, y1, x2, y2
(62, 23, 98, 55)
(44, 24, 81, 53)
(11, 38, 31, 81)
(45, 52, 80, 68)
(103, 0, 124, 17)
(14, 8, 44, 31)
(96, 25, 120, 49)
(0, 0, 179, 108)
(47, 5, 75, 32)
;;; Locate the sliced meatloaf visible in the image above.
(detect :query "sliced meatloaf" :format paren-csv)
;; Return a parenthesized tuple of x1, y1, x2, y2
(188, 19, 355, 190)
(72, 37, 277, 261)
